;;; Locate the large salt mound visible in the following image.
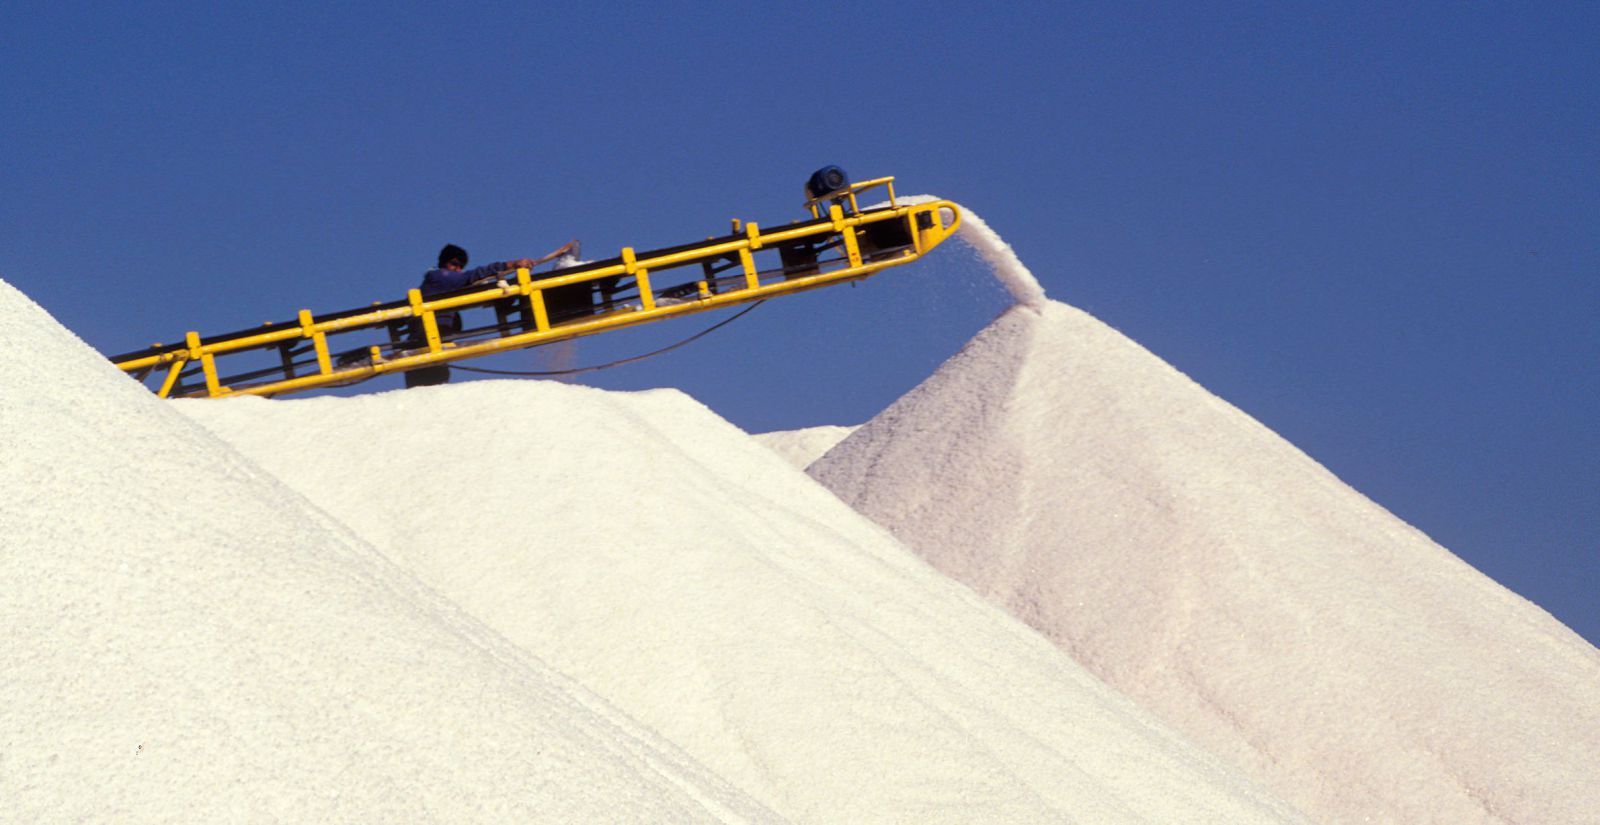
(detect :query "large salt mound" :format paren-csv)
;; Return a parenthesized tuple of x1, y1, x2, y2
(809, 299, 1600, 825)
(180, 382, 1305, 824)
(0, 279, 776, 823)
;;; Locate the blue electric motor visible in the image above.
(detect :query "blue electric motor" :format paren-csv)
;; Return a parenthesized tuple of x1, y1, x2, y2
(805, 166, 850, 200)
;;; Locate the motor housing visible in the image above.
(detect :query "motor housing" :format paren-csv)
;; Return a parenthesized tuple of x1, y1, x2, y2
(805, 166, 850, 201)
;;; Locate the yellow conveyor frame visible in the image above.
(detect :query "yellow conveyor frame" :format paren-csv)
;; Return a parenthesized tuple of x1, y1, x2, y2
(110, 177, 960, 399)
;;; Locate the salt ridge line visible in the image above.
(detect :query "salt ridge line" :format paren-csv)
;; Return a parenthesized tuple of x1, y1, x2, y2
(179, 383, 1309, 825)
(753, 425, 859, 470)
(891, 194, 1048, 307)
(0, 278, 778, 824)
(806, 300, 1600, 822)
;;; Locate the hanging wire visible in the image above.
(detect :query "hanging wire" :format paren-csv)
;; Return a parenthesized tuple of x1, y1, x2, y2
(451, 300, 766, 378)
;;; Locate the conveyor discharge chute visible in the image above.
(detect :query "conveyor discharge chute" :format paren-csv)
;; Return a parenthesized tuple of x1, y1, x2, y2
(108, 176, 961, 399)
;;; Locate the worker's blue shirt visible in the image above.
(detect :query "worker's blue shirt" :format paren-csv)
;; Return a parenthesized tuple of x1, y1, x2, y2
(420, 263, 505, 296)
(419, 263, 505, 338)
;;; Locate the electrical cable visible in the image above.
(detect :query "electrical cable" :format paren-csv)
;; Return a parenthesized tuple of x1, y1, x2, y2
(451, 300, 766, 377)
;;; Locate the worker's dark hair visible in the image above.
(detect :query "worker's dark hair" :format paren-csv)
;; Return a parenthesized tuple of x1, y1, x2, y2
(438, 244, 468, 268)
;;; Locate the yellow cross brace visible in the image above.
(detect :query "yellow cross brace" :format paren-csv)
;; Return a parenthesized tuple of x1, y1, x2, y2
(109, 180, 960, 400)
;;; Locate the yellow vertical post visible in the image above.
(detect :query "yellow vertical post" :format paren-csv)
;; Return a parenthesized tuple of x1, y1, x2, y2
(623, 247, 657, 311)
(187, 331, 221, 397)
(831, 204, 863, 268)
(738, 247, 759, 291)
(409, 289, 441, 352)
(530, 290, 550, 331)
(741, 222, 765, 290)
(298, 309, 332, 374)
(517, 267, 550, 331)
(637, 269, 656, 311)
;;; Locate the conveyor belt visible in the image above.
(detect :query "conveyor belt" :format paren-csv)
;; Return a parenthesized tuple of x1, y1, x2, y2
(109, 178, 960, 399)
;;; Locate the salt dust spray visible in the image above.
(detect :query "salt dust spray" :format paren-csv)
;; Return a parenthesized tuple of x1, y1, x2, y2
(892, 195, 1049, 307)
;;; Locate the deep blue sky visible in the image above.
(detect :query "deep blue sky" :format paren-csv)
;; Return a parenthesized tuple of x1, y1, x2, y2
(5, 3, 1596, 644)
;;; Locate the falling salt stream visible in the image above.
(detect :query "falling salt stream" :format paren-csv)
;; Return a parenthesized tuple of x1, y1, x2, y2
(893, 194, 1049, 308)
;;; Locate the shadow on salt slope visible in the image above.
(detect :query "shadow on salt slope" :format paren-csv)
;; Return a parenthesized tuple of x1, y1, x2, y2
(180, 379, 1306, 825)
(0, 279, 778, 824)
(809, 298, 1600, 825)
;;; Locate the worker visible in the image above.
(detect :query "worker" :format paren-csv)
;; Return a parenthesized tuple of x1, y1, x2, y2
(405, 240, 578, 388)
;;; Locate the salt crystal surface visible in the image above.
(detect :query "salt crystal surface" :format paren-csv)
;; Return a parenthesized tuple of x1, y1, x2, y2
(753, 424, 858, 469)
(0, 279, 777, 823)
(181, 382, 1305, 824)
(810, 298, 1600, 825)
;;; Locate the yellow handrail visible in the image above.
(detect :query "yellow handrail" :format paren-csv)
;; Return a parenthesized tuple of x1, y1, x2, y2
(111, 183, 961, 400)
(805, 176, 898, 219)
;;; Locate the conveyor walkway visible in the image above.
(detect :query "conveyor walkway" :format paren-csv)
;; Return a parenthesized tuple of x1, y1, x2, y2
(109, 177, 960, 399)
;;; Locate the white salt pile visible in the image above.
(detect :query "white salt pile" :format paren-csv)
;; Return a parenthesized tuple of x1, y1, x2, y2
(809, 298, 1600, 824)
(753, 424, 857, 469)
(0, 279, 776, 823)
(180, 383, 1305, 824)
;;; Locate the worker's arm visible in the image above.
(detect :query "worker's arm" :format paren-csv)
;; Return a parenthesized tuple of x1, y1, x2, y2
(507, 239, 579, 271)
(424, 265, 504, 293)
